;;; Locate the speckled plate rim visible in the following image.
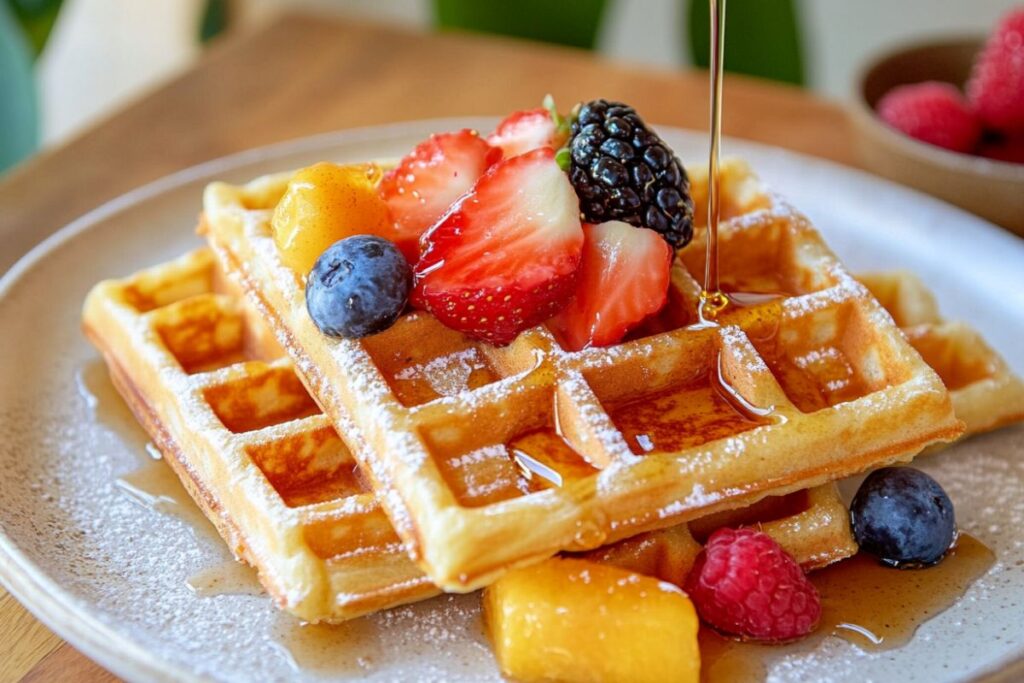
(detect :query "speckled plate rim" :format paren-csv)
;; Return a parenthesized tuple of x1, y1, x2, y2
(1, 119, 1023, 682)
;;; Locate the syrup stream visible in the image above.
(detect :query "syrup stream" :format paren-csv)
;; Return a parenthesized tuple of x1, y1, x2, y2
(699, 0, 729, 322)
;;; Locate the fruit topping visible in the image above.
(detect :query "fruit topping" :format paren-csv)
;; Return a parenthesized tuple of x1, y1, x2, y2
(379, 129, 501, 265)
(967, 8, 1024, 134)
(850, 467, 957, 567)
(549, 220, 672, 351)
(486, 96, 571, 158)
(567, 99, 694, 249)
(412, 147, 584, 346)
(305, 235, 412, 339)
(685, 527, 821, 642)
(877, 82, 982, 154)
(483, 557, 700, 683)
(979, 133, 1024, 164)
(272, 162, 393, 275)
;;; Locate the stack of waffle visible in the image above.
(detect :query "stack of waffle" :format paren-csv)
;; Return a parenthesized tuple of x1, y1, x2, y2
(82, 158, 1022, 623)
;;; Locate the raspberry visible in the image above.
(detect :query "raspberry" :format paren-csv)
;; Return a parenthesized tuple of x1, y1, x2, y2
(684, 528, 821, 642)
(877, 82, 982, 153)
(967, 8, 1024, 133)
(979, 134, 1024, 165)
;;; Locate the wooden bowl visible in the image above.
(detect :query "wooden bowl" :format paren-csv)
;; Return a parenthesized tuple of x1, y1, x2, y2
(850, 38, 1024, 237)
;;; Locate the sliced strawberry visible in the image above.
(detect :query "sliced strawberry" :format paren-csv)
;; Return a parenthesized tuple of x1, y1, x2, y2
(487, 108, 570, 159)
(413, 148, 583, 346)
(380, 129, 501, 264)
(549, 221, 672, 351)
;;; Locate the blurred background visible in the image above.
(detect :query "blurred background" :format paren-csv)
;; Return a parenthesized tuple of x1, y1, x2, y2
(1, 0, 1019, 173)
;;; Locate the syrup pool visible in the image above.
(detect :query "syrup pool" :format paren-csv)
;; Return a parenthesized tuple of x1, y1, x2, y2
(78, 360, 217, 539)
(271, 613, 383, 676)
(186, 559, 263, 597)
(699, 534, 995, 682)
(509, 428, 598, 491)
(608, 362, 773, 455)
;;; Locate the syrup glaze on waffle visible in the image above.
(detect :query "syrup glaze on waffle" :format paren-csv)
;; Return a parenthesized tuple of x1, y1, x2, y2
(83, 249, 859, 622)
(858, 271, 1024, 439)
(82, 249, 436, 622)
(202, 159, 962, 591)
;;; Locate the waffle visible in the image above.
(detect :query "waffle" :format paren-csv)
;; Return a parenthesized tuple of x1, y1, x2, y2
(857, 271, 1024, 438)
(82, 249, 436, 622)
(583, 483, 856, 586)
(201, 158, 962, 591)
(82, 248, 857, 623)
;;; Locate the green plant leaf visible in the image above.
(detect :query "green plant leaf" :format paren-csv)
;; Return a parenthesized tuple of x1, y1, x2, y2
(199, 0, 229, 43)
(433, 0, 609, 50)
(7, 0, 63, 59)
(688, 0, 804, 86)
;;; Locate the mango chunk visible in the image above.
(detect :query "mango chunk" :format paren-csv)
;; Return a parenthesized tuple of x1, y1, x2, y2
(271, 162, 392, 276)
(483, 557, 700, 683)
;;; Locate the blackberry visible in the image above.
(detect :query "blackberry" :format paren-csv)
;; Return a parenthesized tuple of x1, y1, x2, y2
(566, 100, 694, 248)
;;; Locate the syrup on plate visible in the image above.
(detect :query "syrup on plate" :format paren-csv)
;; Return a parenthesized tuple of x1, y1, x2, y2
(270, 612, 383, 676)
(186, 559, 263, 597)
(699, 534, 995, 682)
(80, 359, 225, 544)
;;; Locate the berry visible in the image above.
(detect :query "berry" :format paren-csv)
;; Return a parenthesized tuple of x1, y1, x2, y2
(549, 221, 672, 351)
(305, 236, 412, 339)
(979, 134, 1024, 164)
(877, 82, 982, 153)
(567, 99, 694, 249)
(850, 467, 956, 567)
(413, 148, 584, 346)
(379, 130, 501, 264)
(685, 528, 821, 642)
(272, 162, 393, 275)
(967, 8, 1024, 133)
(487, 106, 569, 159)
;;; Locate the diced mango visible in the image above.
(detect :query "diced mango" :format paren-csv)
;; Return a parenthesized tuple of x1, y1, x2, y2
(483, 557, 700, 683)
(271, 162, 392, 276)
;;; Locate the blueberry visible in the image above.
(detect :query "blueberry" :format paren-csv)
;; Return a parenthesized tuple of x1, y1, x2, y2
(305, 236, 412, 339)
(850, 467, 956, 567)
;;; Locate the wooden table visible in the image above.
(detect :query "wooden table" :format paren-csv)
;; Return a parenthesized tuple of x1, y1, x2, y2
(0, 11, 856, 681)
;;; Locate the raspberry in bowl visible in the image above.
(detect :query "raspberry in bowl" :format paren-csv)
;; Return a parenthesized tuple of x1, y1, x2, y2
(850, 13, 1024, 237)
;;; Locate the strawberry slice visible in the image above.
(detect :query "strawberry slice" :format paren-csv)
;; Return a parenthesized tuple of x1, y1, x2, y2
(380, 129, 501, 264)
(413, 148, 584, 346)
(487, 108, 570, 159)
(550, 221, 672, 351)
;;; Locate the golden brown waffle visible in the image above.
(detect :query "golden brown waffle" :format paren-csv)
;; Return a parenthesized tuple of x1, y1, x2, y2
(82, 248, 857, 623)
(858, 271, 1024, 438)
(202, 159, 961, 591)
(584, 483, 856, 586)
(82, 249, 436, 622)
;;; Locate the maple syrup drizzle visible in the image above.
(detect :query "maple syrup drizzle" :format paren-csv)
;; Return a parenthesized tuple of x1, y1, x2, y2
(711, 352, 774, 420)
(698, 0, 729, 323)
(699, 534, 995, 682)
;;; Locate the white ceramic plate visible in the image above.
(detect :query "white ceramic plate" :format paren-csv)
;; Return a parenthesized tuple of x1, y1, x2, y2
(1, 120, 1022, 683)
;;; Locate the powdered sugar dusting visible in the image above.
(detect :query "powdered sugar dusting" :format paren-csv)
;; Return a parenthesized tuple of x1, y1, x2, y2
(394, 348, 490, 398)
